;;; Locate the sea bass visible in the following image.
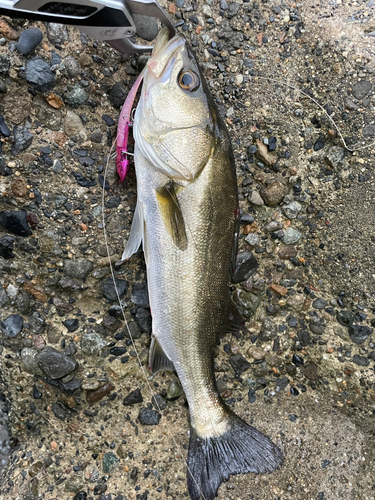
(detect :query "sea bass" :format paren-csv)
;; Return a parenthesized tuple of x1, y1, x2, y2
(122, 27, 283, 500)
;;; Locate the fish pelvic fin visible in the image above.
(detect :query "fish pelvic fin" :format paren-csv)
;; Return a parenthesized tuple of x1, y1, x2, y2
(187, 410, 283, 500)
(149, 335, 175, 374)
(156, 180, 188, 251)
(122, 200, 144, 261)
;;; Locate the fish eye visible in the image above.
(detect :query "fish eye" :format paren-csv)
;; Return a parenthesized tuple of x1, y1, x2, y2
(178, 70, 200, 92)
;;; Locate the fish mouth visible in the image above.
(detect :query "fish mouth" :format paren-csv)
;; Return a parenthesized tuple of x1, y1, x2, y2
(147, 27, 185, 79)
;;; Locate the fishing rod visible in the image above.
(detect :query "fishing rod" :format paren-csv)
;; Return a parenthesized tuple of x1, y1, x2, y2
(0, 0, 175, 53)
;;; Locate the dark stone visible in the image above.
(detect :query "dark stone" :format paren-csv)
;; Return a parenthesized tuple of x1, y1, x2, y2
(108, 82, 127, 109)
(0, 235, 15, 258)
(227, 2, 240, 18)
(240, 214, 255, 225)
(0, 55, 10, 75)
(91, 131, 103, 143)
(102, 114, 115, 127)
(135, 308, 152, 334)
(73, 493, 87, 500)
(0, 314, 23, 337)
(101, 277, 128, 301)
(123, 389, 143, 406)
(17, 28, 43, 55)
(0, 210, 31, 236)
(51, 51, 61, 65)
(268, 136, 277, 151)
(248, 388, 256, 403)
(290, 387, 299, 396)
(62, 319, 79, 332)
(352, 355, 370, 367)
(103, 315, 121, 333)
(131, 287, 150, 308)
(362, 125, 375, 139)
(105, 196, 121, 208)
(232, 251, 258, 284)
(309, 322, 324, 335)
(59, 278, 83, 291)
(349, 325, 372, 344)
(64, 342, 77, 356)
(275, 377, 289, 390)
(51, 401, 70, 421)
(109, 347, 127, 356)
(312, 298, 327, 309)
(123, 321, 142, 339)
(303, 362, 318, 380)
(352, 81, 372, 100)
(37, 347, 78, 379)
(47, 23, 69, 44)
(11, 126, 33, 156)
(64, 55, 80, 77)
(32, 385, 42, 399)
(229, 354, 251, 373)
(26, 57, 55, 91)
(259, 318, 277, 341)
(138, 407, 161, 425)
(79, 156, 95, 167)
(72, 172, 96, 188)
(29, 311, 46, 334)
(152, 393, 167, 410)
(321, 459, 331, 469)
(58, 378, 81, 395)
(292, 354, 304, 367)
(313, 135, 325, 151)
(337, 310, 354, 327)
(297, 329, 311, 346)
(0, 288, 9, 308)
(63, 259, 94, 280)
(288, 414, 298, 422)
(0, 115, 11, 137)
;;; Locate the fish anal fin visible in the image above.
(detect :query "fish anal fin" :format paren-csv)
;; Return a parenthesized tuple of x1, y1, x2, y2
(220, 300, 248, 338)
(156, 180, 187, 251)
(149, 335, 175, 374)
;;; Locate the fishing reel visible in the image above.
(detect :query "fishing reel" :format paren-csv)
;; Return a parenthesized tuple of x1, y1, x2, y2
(0, 0, 175, 53)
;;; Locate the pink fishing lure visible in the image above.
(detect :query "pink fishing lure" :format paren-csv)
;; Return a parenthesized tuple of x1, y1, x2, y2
(116, 69, 145, 182)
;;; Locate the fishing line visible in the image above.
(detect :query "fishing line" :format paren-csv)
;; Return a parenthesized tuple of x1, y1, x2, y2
(102, 128, 208, 500)
(249, 76, 375, 152)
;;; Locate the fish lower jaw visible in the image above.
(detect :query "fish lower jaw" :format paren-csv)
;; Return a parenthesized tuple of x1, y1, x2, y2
(192, 417, 230, 440)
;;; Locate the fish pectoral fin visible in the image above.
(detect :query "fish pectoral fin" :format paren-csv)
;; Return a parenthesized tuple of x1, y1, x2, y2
(156, 180, 188, 251)
(122, 200, 145, 260)
(149, 335, 175, 374)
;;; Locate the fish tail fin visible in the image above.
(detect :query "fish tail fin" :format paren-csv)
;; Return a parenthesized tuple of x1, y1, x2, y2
(187, 410, 283, 500)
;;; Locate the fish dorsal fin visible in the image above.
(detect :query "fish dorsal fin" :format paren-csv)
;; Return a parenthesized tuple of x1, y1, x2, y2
(149, 335, 175, 374)
(122, 200, 145, 261)
(156, 180, 188, 251)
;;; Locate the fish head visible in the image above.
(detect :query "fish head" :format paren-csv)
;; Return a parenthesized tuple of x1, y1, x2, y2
(134, 28, 218, 183)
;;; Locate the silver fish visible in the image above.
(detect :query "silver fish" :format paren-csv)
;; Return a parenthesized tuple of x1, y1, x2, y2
(123, 27, 283, 500)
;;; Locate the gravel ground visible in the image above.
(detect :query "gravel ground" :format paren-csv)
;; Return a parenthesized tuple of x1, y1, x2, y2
(0, 1, 375, 499)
